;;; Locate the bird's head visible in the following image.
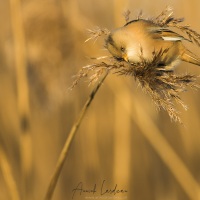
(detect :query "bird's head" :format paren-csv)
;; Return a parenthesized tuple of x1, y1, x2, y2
(106, 28, 130, 62)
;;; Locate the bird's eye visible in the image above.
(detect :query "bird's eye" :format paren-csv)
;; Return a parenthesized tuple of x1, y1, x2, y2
(121, 47, 125, 52)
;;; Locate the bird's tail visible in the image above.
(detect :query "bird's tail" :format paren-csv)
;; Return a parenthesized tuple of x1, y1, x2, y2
(181, 50, 200, 66)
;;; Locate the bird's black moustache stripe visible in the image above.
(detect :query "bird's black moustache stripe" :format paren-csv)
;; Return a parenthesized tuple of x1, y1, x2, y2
(106, 34, 115, 46)
(106, 34, 120, 52)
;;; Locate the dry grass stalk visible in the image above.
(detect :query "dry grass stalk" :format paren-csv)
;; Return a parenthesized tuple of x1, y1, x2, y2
(9, 0, 32, 198)
(0, 147, 20, 200)
(123, 10, 131, 22)
(44, 71, 108, 200)
(72, 7, 200, 122)
(84, 27, 110, 43)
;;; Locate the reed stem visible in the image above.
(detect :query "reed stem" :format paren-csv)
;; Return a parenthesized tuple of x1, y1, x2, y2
(44, 71, 108, 200)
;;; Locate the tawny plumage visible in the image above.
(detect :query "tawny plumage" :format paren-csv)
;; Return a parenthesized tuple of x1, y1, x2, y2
(106, 19, 200, 69)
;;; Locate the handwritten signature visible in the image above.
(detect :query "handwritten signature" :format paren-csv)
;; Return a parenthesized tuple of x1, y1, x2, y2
(72, 180, 128, 199)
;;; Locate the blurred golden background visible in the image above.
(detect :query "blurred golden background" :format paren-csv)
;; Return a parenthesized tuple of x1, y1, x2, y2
(1, 0, 200, 200)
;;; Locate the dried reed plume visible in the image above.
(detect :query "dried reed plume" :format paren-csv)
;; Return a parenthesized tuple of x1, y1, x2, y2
(71, 7, 200, 123)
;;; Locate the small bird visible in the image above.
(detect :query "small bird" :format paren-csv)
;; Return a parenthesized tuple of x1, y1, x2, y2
(106, 19, 200, 70)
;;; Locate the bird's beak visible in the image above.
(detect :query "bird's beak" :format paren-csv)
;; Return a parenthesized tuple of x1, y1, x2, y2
(122, 53, 128, 62)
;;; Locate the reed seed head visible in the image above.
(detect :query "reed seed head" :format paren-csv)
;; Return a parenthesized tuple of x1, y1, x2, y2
(71, 7, 200, 123)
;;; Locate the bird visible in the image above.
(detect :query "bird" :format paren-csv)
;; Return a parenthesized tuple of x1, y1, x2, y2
(106, 19, 200, 70)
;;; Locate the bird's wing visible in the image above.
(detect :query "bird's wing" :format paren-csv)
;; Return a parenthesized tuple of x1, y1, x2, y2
(148, 27, 190, 42)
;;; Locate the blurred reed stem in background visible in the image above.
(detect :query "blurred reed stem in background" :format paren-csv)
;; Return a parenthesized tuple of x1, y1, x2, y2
(113, 91, 131, 193)
(113, 0, 129, 26)
(60, 0, 91, 31)
(0, 146, 20, 200)
(9, 0, 32, 198)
